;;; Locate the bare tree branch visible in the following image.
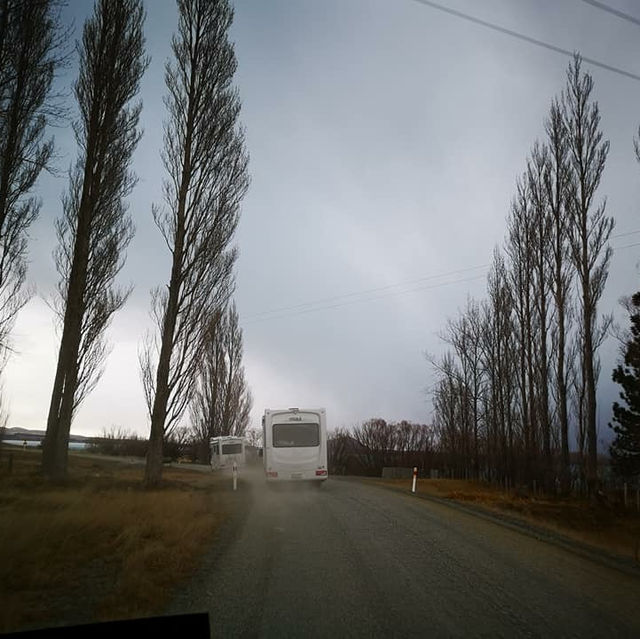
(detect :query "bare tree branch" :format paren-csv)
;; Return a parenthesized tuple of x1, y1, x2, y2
(0, 0, 68, 370)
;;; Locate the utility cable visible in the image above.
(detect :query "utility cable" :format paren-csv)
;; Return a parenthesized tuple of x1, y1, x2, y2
(242, 230, 640, 322)
(611, 228, 640, 239)
(243, 228, 640, 323)
(242, 263, 489, 321)
(243, 273, 488, 324)
(580, 0, 640, 28)
(614, 240, 640, 250)
(409, 0, 640, 82)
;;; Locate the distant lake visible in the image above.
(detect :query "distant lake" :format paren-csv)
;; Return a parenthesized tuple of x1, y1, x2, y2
(2, 440, 91, 450)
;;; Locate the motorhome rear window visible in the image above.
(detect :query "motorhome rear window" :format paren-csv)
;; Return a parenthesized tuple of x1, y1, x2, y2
(221, 443, 242, 455)
(273, 423, 319, 447)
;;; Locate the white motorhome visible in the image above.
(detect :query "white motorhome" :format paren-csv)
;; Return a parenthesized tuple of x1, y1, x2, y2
(262, 408, 328, 483)
(209, 436, 246, 470)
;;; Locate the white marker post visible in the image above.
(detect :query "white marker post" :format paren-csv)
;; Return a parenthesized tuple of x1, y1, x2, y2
(412, 466, 417, 494)
(232, 460, 238, 492)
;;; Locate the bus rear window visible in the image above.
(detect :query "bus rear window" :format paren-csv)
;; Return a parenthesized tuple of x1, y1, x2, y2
(273, 423, 319, 448)
(221, 443, 243, 454)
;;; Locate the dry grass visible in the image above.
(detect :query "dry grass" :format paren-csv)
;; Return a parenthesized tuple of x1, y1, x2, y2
(372, 477, 640, 561)
(0, 447, 241, 634)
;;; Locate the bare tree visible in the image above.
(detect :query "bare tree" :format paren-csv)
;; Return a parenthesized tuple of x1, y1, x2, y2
(142, 0, 249, 487)
(245, 427, 261, 448)
(506, 176, 538, 481)
(430, 352, 467, 475)
(328, 426, 352, 475)
(440, 297, 484, 477)
(220, 303, 252, 436)
(431, 248, 524, 483)
(429, 55, 614, 494)
(562, 53, 614, 492)
(0, 0, 66, 361)
(481, 250, 516, 481)
(188, 308, 225, 449)
(527, 142, 554, 487)
(42, 0, 148, 480)
(189, 302, 253, 456)
(351, 418, 393, 474)
(543, 97, 573, 491)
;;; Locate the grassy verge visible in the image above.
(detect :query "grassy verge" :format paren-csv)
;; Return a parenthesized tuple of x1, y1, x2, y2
(0, 447, 244, 634)
(370, 477, 640, 561)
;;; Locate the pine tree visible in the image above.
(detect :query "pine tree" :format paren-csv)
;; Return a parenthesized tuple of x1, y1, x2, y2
(609, 291, 640, 478)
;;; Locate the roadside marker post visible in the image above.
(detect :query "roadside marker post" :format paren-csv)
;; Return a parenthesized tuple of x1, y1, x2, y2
(232, 461, 238, 491)
(412, 467, 417, 494)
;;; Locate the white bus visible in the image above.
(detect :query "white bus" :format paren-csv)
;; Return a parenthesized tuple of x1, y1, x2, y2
(262, 408, 328, 483)
(209, 436, 246, 471)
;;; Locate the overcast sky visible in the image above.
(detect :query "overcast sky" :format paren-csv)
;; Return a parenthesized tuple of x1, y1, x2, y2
(5, 0, 640, 446)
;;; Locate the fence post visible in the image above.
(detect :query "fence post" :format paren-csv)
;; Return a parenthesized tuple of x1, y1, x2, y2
(412, 467, 417, 494)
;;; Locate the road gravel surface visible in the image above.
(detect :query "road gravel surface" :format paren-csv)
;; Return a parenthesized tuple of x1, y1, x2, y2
(169, 473, 640, 638)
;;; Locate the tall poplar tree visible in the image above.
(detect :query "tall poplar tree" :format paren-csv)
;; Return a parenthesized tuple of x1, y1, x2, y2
(0, 0, 65, 357)
(43, 0, 148, 480)
(562, 54, 614, 492)
(142, 0, 249, 486)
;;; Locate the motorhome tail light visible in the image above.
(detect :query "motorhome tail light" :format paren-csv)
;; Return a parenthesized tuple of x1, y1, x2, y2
(315, 469, 328, 476)
(266, 471, 278, 478)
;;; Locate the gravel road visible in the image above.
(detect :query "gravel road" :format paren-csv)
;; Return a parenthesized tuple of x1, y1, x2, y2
(169, 473, 640, 638)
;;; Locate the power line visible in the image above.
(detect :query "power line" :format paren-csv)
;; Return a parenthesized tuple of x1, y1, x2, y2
(409, 0, 640, 82)
(580, 0, 640, 27)
(612, 228, 640, 239)
(243, 263, 489, 321)
(243, 240, 640, 324)
(242, 230, 640, 324)
(244, 273, 488, 324)
(243, 229, 640, 322)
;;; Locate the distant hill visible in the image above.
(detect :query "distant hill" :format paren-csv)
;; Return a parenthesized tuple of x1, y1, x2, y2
(5, 427, 46, 437)
(3, 427, 92, 442)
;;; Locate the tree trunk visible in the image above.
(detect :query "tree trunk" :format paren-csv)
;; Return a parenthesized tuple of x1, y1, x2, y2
(558, 305, 570, 492)
(42, 139, 97, 479)
(145, 239, 183, 487)
(145, 100, 194, 487)
(584, 294, 598, 493)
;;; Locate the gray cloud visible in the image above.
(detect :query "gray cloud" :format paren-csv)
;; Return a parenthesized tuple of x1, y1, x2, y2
(5, 0, 639, 441)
